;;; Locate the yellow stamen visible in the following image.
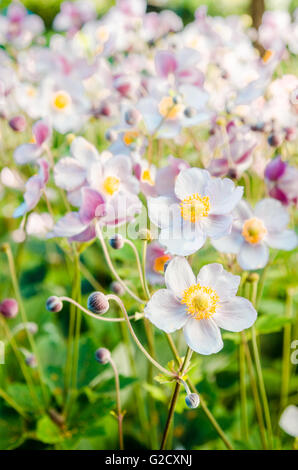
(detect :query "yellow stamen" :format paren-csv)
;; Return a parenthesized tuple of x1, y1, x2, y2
(103, 176, 120, 196)
(158, 96, 182, 120)
(123, 130, 139, 146)
(262, 49, 274, 63)
(52, 91, 71, 111)
(180, 194, 210, 223)
(242, 217, 267, 244)
(141, 169, 154, 186)
(181, 283, 219, 320)
(153, 255, 170, 273)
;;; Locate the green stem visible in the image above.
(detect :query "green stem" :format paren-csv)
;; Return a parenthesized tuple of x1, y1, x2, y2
(239, 333, 249, 441)
(2, 243, 48, 406)
(110, 357, 124, 450)
(160, 348, 193, 450)
(124, 239, 147, 298)
(280, 289, 293, 412)
(0, 387, 29, 419)
(141, 240, 151, 300)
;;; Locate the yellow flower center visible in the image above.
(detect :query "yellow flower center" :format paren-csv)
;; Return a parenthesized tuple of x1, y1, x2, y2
(96, 26, 109, 43)
(181, 283, 219, 320)
(180, 194, 210, 223)
(141, 169, 154, 186)
(123, 130, 139, 146)
(153, 255, 171, 273)
(242, 217, 267, 244)
(26, 87, 36, 97)
(158, 96, 182, 120)
(103, 176, 120, 196)
(52, 91, 71, 111)
(262, 49, 274, 63)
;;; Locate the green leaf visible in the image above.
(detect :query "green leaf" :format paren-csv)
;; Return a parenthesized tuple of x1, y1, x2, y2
(143, 383, 167, 403)
(0, 405, 25, 450)
(36, 415, 62, 444)
(256, 314, 293, 334)
(6, 383, 44, 413)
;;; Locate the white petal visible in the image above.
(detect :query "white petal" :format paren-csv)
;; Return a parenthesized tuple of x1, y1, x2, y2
(197, 263, 240, 300)
(265, 230, 297, 251)
(279, 405, 298, 437)
(211, 227, 243, 254)
(54, 157, 86, 191)
(148, 196, 175, 229)
(144, 289, 188, 333)
(70, 137, 99, 166)
(201, 214, 232, 239)
(174, 168, 210, 200)
(104, 154, 132, 180)
(254, 198, 289, 232)
(165, 256, 196, 298)
(214, 297, 257, 332)
(183, 318, 223, 355)
(237, 242, 269, 270)
(206, 178, 243, 215)
(159, 224, 206, 256)
(233, 200, 253, 223)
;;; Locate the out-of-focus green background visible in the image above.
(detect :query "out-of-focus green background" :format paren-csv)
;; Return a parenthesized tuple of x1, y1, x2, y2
(0, 0, 298, 27)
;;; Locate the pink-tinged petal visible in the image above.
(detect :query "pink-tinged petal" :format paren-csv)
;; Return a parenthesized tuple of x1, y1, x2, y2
(279, 405, 298, 437)
(265, 230, 297, 250)
(183, 318, 223, 355)
(197, 263, 240, 300)
(54, 157, 86, 191)
(237, 242, 269, 270)
(104, 154, 132, 180)
(165, 256, 196, 298)
(69, 224, 96, 242)
(102, 191, 142, 226)
(70, 137, 99, 166)
(79, 188, 105, 225)
(233, 200, 253, 224)
(144, 289, 188, 333)
(49, 212, 88, 238)
(37, 158, 49, 184)
(148, 196, 174, 229)
(175, 168, 210, 200)
(155, 50, 178, 78)
(265, 156, 287, 181)
(14, 143, 40, 165)
(201, 214, 232, 239)
(212, 227, 243, 254)
(254, 198, 289, 232)
(206, 178, 244, 215)
(24, 176, 42, 211)
(33, 120, 51, 146)
(213, 297, 257, 332)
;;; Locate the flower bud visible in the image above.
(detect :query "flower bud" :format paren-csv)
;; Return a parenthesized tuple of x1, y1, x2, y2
(9, 116, 27, 132)
(268, 133, 282, 147)
(105, 129, 118, 143)
(124, 108, 140, 126)
(247, 273, 260, 283)
(0, 298, 18, 319)
(109, 234, 124, 250)
(185, 393, 200, 409)
(265, 156, 286, 181)
(184, 107, 197, 118)
(95, 347, 111, 364)
(138, 228, 152, 242)
(66, 133, 75, 145)
(25, 354, 37, 368)
(111, 281, 125, 297)
(88, 292, 109, 314)
(46, 296, 63, 313)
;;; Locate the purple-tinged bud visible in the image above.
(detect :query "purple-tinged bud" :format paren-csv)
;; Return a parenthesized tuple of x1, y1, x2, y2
(25, 354, 37, 368)
(268, 133, 283, 147)
(88, 292, 109, 314)
(105, 129, 118, 143)
(109, 234, 124, 250)
(9, 116, 27, 132)
(251, 122, 265, 132)
(46, 296, 63, 313)
(265, 156, 287, 181)
(124, 108, 140, 126)
(95, 347, 111, 364)
(0, 298, 18, 318)
(285, 127, 296, 142)
(185, 393, 200, 409)
(111, 281, 125, 297)
(184, 107, 197, 118)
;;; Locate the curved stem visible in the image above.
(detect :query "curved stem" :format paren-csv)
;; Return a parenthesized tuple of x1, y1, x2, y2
(141, 240, 151, 300)
(160, 348, 193, 450)
(96, 225, 145, 304)
(239, 333, 249, 441)
(106, 295, 175, 378)
(124, 239, 147, 298)
(110, 357, 124, 450)
(280, 289, 293, 412)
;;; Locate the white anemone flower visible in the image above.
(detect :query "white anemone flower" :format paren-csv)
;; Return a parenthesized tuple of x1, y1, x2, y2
(144, 257, 257, 355)
(212, 199, 297, 270)
(279, 405, 298, 438)
(148, 168, 243, 256)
